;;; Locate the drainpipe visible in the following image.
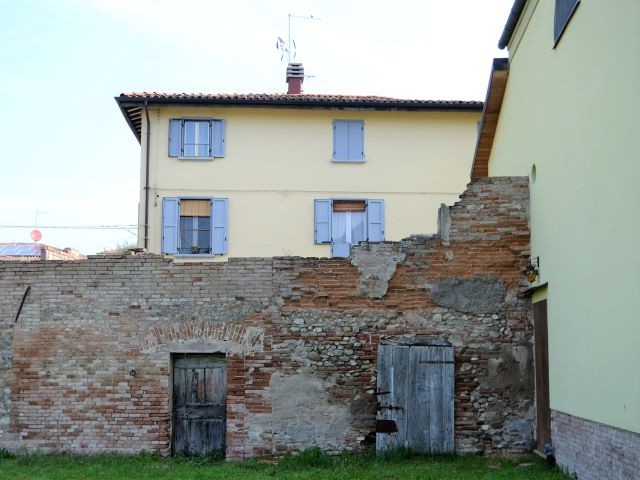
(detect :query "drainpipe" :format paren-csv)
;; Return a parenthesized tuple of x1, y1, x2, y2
(143, 101, 151, 250)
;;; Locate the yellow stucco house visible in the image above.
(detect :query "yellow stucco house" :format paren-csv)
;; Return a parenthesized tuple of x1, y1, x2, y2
(473, 1, 639, 478)
(116, 64, 481, 260)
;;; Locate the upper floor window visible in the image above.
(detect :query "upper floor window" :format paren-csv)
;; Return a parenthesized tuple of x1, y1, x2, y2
(333, 120, 364, 162)
(554, 0, 580, 46)
(168, 119, 226, 158)
(314, 198, 384, 257)
(162, 197, 228, 255)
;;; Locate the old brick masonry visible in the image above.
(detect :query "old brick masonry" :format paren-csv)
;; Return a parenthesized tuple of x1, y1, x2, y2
(0, 177, 533, 458)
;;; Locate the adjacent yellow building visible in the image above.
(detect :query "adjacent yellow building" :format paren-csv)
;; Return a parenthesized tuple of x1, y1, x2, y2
(474, 1, 640, 477)
(116, 65, 482, 260)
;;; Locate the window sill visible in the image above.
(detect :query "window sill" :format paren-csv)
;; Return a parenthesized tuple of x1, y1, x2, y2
(332, 158, 366, 164)
(177, 156, 218, 161)
(168, 254, 226, 263)
(172, 254, 220, 258)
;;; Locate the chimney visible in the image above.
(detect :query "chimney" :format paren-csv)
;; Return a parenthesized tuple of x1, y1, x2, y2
(286, 63, 304, 94)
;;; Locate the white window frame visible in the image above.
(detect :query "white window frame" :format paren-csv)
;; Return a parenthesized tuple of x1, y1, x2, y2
(182, 120, 211, 158)
(177, 198, 212, 255)
(179, 214, 212, 255)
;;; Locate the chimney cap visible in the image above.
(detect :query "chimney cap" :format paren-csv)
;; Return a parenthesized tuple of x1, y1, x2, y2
(286, 62, 304, 80)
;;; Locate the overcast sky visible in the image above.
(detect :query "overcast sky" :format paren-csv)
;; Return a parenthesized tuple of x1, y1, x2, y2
(0, 0, 513, 254)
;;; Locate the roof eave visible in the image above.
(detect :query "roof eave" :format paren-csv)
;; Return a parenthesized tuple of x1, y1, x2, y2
(498, 0, 528, 49)
(116, 96, 483, 111)
(115, 97, 142, 144)
(470, 58, 510, 179)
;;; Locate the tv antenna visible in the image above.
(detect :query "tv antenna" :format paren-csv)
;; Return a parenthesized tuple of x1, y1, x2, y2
(276, 13, 320, 63)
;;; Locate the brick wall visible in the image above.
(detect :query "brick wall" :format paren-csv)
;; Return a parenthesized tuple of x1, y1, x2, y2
(0, 177, 533, 458)
(41, 246, 85, 261)
(551, 410, 640, 480)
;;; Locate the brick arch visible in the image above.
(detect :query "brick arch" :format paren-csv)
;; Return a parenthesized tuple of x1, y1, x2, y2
(137, 320, 264, 354)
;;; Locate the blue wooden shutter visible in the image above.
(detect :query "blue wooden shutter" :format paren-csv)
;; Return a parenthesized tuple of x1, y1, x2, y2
(333, 121, 349, 160)
(348, 121, 364, 160)
(162, 197, 179, 253)
(212, 120, 226, 157)
(314, 199, 332, 244)
(366, 199, 384, 242)
(168, 119, 182, 157)
(211, 198, 228, 254)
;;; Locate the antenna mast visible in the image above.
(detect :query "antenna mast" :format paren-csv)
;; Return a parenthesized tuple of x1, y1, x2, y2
(277, 13, 320, 63)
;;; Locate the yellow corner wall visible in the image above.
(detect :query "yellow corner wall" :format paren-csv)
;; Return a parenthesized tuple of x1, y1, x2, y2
(489, 0, 640, 433)
(139, 107, 480, 258)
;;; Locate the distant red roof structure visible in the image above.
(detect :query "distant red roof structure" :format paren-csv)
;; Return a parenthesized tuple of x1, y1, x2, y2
(0, 243, 85, 262)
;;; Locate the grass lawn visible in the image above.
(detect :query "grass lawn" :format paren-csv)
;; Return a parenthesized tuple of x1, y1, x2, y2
(0, 448, 570, 480)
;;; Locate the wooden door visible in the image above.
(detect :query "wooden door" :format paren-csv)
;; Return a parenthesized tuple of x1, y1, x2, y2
(533, 300, 551, 454)
(377, 344, 455, 453)
(172, 354, 226, 456)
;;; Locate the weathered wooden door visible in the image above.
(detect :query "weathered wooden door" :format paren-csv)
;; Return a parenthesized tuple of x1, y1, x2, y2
(533, 300, 551, 454)
(172, 354, 226, 455)
(377, 344, 455, 453)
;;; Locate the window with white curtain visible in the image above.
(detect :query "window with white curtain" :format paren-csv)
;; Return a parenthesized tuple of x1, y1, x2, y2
(314, 198, 385, 257)
(331, 210, 366, 257)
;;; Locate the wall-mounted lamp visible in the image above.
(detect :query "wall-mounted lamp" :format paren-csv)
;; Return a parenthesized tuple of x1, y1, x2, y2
(523, 257, 540, 282)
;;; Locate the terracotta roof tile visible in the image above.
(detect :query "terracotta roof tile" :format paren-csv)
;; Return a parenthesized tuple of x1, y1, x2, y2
(0, 255, 41, 262)
(119, 91, 482, 107)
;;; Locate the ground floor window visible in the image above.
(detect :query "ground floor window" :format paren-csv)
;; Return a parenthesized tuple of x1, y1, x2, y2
(331, 200, 366, 257)
(179, 200, 212, 254)
(162, 197, 228, 255)
(314, 198, 385, 257)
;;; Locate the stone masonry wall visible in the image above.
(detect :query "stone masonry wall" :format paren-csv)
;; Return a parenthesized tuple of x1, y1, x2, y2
(0, 177, 532, 458)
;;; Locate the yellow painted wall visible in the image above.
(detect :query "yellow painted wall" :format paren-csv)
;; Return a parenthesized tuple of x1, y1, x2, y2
(138, 107, 480, 258)
(489, 0, 640, 433)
